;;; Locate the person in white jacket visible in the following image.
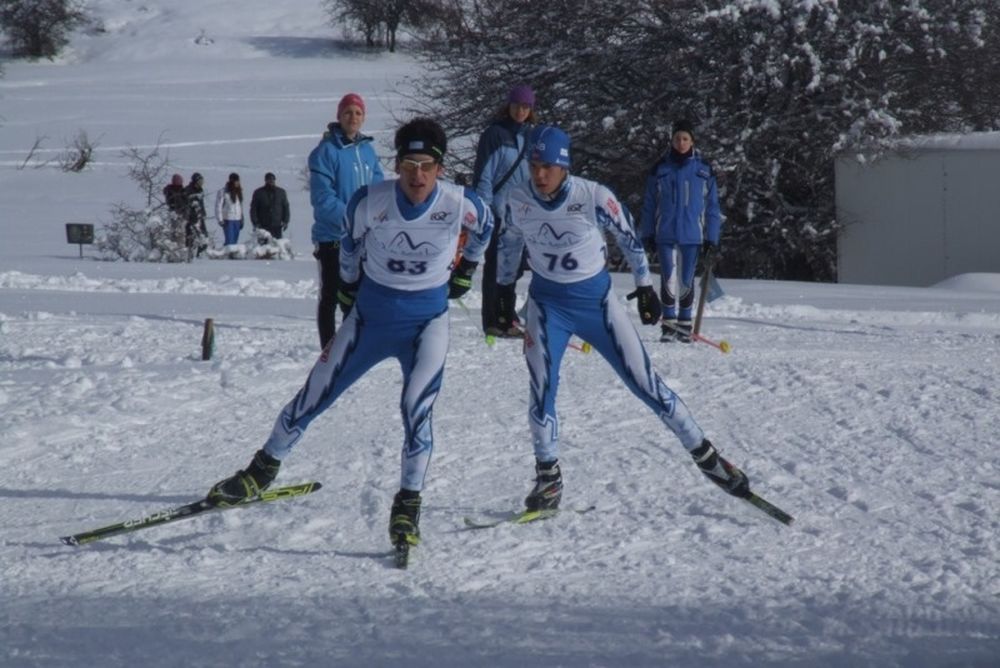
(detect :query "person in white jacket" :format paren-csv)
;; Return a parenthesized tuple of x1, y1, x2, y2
(215, 173, 244, 246)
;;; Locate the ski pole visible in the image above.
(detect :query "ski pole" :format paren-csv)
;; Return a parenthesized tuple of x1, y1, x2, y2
(693, 249, 716, 336)
(454, 298, 495, 346)
(662, 320, 732, 354)
(458, 298, 590, 352)
(692, 332, 732, 354)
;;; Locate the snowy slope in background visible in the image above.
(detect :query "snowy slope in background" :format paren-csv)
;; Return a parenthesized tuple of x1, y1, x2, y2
(67, 0, 333, 63)
(0, 0, 413, 273)
(1, 2, 999, 667)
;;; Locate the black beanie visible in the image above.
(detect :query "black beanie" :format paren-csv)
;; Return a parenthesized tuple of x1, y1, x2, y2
(672, 119, 695, 139)
(395, 117, 447, 162)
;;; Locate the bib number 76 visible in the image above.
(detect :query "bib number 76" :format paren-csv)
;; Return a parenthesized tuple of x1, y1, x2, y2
(542, 252, 578, 272)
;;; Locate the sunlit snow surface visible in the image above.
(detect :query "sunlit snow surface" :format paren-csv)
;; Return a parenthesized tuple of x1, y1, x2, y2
(1, 2, 998, 666)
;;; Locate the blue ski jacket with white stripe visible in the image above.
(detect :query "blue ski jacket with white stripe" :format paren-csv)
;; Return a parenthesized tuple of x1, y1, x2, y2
(308, 122, 384, 244)
(640, 149, 721, 246)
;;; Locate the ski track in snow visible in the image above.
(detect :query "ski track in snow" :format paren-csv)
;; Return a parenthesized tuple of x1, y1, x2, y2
(2, 273, 998, 668)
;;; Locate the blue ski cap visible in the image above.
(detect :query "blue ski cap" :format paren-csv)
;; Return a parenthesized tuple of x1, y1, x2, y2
(530, 125, 571, 168)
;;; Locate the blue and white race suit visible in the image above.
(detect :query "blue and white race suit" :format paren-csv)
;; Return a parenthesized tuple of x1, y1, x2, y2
(498, 175, 704, 463)
(262, 180, 492, 491)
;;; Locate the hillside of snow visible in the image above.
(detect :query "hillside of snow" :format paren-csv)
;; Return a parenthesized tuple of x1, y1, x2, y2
(1, 2, 998, 667)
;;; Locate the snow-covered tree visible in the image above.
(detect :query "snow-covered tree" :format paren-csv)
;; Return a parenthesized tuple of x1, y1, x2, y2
(98, 142, 190, 263)
(407, 0, 1000, 280)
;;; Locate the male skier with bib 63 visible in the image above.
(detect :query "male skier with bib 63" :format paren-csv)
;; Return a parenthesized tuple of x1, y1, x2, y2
(494, 125, 749, 512)
(207, 118, 493, 560)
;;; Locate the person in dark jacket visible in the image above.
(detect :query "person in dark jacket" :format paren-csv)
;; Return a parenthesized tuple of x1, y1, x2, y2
(308, 93, 385, 349)
(473, 84, 536, 338)
(183, 172, 209, 257)
(250, 172, 291, 239)
(163, 173, 187, 215)
(640, 120, 721, 343)
(163, 173, 188, 248)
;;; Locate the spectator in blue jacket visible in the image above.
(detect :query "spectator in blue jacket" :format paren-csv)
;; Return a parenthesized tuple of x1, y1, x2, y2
(473, 84, 536, 337)
(308, 92, 385, 349)
(640, 119, 721, 343)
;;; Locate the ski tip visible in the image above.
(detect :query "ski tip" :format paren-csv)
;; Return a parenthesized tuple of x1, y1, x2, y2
(59, 536, 79, 547)
(463, 517, 493, 529)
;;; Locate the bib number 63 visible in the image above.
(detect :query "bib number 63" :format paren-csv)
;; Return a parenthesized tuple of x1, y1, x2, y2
(388, 259, 428, 275)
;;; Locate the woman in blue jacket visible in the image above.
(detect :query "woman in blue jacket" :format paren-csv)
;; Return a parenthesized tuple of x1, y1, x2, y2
(472, 84, 536, 337)
(308, 92, 385, 349)
(640, 120, 721, 342)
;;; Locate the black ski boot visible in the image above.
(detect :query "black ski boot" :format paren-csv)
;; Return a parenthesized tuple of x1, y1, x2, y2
(660, 319, 677, 342)
(389, 489, 422, 547)
(691, 439, 749, 497)
(207, 449, 280, 507)
(524, 458, 563, 510)
(675, 319, 693, 343)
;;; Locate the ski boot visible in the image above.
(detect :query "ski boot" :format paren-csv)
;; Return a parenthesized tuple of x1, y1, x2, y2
(389, 489, 422, 546)
(207, 449, 280, 507)
(389, 489, 422, 568)
(524, 458, 563, 510)
(485, 325, 525, 339)
(690, 439, 749, 497)
(660, 320, 677, 342)
(675, 319, 693, 344)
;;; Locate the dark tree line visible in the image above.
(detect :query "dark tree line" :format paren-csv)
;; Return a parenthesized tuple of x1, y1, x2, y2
(0, 0, 87, 59)
(323, 0, 462, 52)
(399, 0, 1000, 281)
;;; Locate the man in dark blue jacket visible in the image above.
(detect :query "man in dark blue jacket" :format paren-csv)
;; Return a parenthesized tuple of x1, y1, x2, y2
(250, 172, 290, 240)
(640, 119, 721, 342)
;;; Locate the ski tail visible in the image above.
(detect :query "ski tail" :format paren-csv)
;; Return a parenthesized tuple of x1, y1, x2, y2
(743, 491, 794, 525)
(60, 481, 323, 546)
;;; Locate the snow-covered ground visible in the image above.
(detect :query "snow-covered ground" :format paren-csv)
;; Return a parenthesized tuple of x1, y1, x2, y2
(1, 3, 998, 667)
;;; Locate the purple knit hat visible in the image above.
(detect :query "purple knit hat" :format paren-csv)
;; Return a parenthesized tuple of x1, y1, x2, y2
(507, 84, 535, 107)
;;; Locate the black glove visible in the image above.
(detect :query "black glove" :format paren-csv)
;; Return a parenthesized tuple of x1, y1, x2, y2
(497, 283, 517, 328)
(337, 279, 360, 315)
(626, 285, 662, 325)
(448, 257, 477, 299)
(642, 237, 656, 254)
(701, 240, 718, 259)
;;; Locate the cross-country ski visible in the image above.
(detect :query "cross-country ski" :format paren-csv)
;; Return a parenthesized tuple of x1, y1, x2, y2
(60, 482, 322, 546)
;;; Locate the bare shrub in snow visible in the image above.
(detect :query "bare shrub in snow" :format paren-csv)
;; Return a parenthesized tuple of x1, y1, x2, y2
(97, 139, 190, 263)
